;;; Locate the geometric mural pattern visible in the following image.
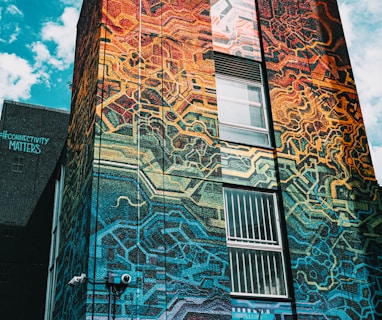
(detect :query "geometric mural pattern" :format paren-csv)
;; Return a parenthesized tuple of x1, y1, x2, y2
(88, 0, 230, 319)
(258, 0, 382, 318)
(55, 0, 382, 319)
(89, 170, 230, 318)
(221, 140, 278, 190)
(54, 0, 101, 318)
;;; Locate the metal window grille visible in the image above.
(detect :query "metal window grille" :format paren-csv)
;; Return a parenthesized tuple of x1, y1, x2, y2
(224, 187, 288, 298)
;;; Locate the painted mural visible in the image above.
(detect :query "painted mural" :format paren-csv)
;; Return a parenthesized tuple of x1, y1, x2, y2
(88, 0, 230, 318)
(53, 0, 101, 319)
(256, 0, 382, 318)
(221, 140, 278, 190)
(212, 0, 382, 318)
(56, 0, 382, 319)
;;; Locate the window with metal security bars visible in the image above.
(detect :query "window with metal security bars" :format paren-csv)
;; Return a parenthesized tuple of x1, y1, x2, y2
(214, 53, 270, 147)
(224, 187, 288, 298)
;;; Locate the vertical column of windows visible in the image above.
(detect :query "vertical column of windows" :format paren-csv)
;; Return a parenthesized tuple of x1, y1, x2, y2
(212, 0, 290, 300)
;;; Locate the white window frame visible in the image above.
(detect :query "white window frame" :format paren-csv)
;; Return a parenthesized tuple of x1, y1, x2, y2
(215, 54, 271, 147)
(224, 187, 288, 298)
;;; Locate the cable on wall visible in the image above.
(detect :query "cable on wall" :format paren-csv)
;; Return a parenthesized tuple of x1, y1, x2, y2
(159, 5, 169, 317)
(136, 0, 143, 316)
(92, 0, 110, 318)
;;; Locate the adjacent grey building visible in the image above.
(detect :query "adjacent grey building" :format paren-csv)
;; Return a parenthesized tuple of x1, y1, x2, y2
(0, 100, 69, 319)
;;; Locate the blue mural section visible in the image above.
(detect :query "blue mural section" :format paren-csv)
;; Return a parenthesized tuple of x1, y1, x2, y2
(283, 185, 382, 319)
(87, 164, 231, 319)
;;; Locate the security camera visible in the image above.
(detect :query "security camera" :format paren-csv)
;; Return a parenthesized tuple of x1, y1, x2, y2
(68, 273, 86, 287)
(68, 277, 80, 287)
(107, 272, 132, 286)
(121, 273, 131, 285)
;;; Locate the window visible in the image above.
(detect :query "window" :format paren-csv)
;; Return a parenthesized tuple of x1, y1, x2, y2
(215, 53, 270, 146)
(44, 166, 65, 320)
(2, 222, 16, 238)
(224, 187, 287, 298)
(12, 155, 24, 173)
(0, 264, 10, 283)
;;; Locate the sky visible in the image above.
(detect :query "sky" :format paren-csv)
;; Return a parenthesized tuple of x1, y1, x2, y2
(0, 0, 81, 110)
(0, 0, 381, 185)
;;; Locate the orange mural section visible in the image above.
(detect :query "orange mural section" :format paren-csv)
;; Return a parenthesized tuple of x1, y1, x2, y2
(96, 0, 221, 180)
(259, 0, 375, 193)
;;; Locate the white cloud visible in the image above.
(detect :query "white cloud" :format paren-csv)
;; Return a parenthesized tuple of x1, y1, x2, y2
(0, 52, 50, 117)
(364, 0, 382, 19)
(0, 2, 23, 43)
(0, 53, 39, 103)
(8, 25, 20, 43)
(338, 0, 382, 185)
(60, 0, 83, 10)
(41, 7, 79, 69)
(30, 41, 65, 70)
(337, 4, 355, 45)
(370, 145, 382, 185)
(6, 4, 23, 16)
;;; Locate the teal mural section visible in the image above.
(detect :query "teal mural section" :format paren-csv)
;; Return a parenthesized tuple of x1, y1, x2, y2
(89, 165, 230, 318)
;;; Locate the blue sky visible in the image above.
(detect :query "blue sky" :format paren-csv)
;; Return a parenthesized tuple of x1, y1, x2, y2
(0, 0, 81, 109)
(0, 0, 381, 185)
